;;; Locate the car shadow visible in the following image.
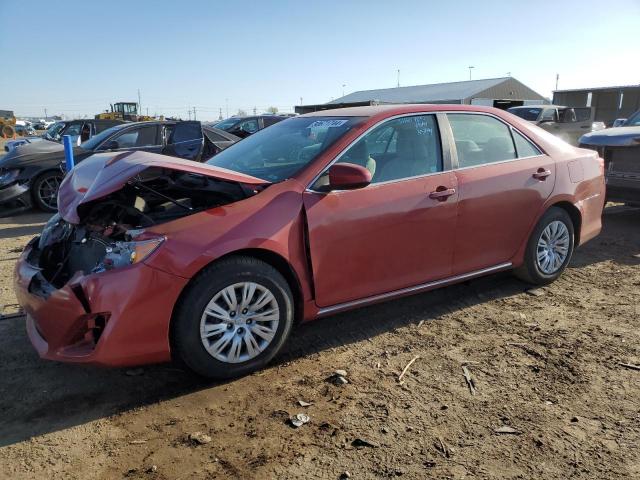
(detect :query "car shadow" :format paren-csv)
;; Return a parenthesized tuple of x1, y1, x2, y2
(569, 205, 640, 268)
(0, 211, 51, 240)
(0, 204, 637, 447)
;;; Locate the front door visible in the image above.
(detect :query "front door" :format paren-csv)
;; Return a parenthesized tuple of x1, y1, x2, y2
(304, 114, 458, 308)
(447, 113, 555, 275)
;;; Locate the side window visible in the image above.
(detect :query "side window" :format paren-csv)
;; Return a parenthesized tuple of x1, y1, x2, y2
(365, 125, 394, 155)
(168, 122, 202, 144)
(448, 114, 516, 168)
(338, 114, 442, 184)
(112, 125, 159, 149)
(238, 119, 259, 134)
(574, 108, 591, 122)
(512, 130, 542, 158)
(63, 124, 82, 136)
(540, 109, 557, 122)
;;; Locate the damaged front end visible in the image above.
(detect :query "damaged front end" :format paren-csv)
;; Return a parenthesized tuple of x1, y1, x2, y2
(30, 165, 257, 290)
(15, 151, 269, 365)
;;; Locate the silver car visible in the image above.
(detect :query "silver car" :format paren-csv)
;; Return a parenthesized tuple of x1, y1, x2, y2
(508, 105, 605, 146)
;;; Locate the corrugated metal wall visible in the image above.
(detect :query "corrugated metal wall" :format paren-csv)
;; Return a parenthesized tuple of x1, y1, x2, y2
(553, 87, 640, 125)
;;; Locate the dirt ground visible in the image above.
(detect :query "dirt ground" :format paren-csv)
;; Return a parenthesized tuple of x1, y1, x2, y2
(0, 205, 638, 480)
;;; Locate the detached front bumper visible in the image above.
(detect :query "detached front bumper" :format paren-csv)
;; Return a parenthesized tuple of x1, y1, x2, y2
(14, 243, 189, 367)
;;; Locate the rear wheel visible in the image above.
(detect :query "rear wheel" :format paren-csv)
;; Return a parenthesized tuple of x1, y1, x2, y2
(172, 256, 294, 379)
(515, 207, 575, 285)
(31, 170, 63, 212)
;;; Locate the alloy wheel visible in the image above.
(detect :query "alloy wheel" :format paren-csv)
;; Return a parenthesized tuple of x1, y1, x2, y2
(38, 175, 62, 210)
(536, 220, 570, 275)
(200, 282, 280, 364)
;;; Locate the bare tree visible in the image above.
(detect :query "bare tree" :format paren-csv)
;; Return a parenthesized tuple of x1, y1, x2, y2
(266, 106, 279, 114)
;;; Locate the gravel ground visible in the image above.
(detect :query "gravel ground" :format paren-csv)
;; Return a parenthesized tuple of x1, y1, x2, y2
(0, 205, 638, 479)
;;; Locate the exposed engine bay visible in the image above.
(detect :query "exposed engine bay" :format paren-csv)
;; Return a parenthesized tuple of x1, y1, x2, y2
(28, 167, 259, 292)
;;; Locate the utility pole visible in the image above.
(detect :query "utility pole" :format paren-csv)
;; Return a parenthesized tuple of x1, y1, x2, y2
(397, 69, 400, 88)
(44, 107, 47, 119)
(193, 106, 196, 120)
(300, 97, 303, 105)
(188, 109, 191, 120)
(219, 108, 223, 120)
(137, 89, 142, 115)
(253, 106, 257, 115)
(342, 84, 346, 97)
(555, 73, 559, 91)
(468, 66, 475, 80)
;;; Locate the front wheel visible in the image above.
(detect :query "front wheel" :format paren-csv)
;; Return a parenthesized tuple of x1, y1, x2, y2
(172, 256, 294, 379)
(31, 170, 63, 212)
(515, 207, 575, 285)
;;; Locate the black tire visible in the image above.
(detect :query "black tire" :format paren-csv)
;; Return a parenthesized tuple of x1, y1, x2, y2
(172, 256, 294, 379)
(31, 170, 63, 212)
(515, 207, 575, 285)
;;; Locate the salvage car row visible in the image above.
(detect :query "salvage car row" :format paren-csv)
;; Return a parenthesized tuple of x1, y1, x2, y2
(13, 104, 606, 379)
(0, 114, 291, 215)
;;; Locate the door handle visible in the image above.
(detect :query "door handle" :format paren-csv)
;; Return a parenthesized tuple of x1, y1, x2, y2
(533, 168, 552, 180)
(428, 187, 456, 201)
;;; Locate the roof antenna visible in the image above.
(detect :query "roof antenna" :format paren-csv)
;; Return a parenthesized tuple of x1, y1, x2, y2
(397, 69, 400, 88)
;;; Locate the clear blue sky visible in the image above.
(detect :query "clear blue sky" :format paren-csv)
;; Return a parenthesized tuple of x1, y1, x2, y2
(1, 0, 638, 120)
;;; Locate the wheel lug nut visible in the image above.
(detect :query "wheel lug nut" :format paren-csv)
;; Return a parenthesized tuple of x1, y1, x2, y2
(230, 311, 236, 317)
(242, 308, 248, 314)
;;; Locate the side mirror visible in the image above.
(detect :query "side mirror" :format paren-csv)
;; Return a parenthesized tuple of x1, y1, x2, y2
(103, 140, 119, 150)
(328, 163, 372, 190)
(539, 117, 555, 124)
(612, 118, 627, 128)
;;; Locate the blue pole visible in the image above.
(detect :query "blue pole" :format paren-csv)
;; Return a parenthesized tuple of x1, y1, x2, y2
(63, 134, 74, 172)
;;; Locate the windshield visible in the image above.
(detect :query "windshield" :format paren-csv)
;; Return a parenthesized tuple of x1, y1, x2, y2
(43, 122, 65, 141)
(80, 123, 128, 150)
(508, 108, 542, 121)
(625, 110, 640, 126)
(207, 116, 365, 182)
(214, 118, 242, 131)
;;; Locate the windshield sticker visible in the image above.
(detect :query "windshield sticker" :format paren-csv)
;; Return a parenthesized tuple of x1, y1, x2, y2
(307, 119, 349, 129)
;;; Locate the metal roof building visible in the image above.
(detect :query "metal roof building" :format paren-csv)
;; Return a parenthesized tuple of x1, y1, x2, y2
(296, 77, 548, 114)
(553, 84, 640, 126)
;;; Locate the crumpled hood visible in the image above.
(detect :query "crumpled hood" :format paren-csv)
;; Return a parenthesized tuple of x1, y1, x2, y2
(580, 126, 640, 147)
(58, 150, 270, 223)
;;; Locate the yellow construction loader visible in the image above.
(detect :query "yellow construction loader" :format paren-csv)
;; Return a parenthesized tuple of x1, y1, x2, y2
(0, 109, 16, 138)
(95, 102, 154, 122)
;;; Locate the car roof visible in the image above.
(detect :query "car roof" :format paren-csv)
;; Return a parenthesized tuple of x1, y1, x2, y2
(508, 105, 568, 110)
(298, 104, 524, 118)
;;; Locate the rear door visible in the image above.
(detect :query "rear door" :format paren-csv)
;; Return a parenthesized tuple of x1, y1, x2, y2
(304, 114, 458, 308)
(163, 121, 204, 160)
(447, 113, 555, 275)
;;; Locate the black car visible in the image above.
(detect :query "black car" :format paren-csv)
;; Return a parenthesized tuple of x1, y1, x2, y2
(213, 115, 286, 138)
(579, 110, 640, 206)
(0, 120, 240, 214)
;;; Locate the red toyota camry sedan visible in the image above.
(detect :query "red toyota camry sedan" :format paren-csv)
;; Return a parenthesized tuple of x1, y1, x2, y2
(14, 105, 605, 378)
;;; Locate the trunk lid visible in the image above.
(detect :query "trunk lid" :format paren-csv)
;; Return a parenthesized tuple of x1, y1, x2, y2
(58, 150, 270, 223)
